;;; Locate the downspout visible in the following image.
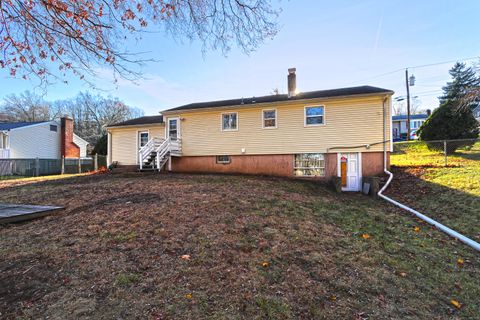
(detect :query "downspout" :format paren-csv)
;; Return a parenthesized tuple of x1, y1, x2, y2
(378, 96, 480, 252)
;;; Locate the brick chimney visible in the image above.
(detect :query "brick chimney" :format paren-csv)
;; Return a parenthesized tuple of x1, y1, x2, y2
(61, 116, 80, 158)
(287, 68, 297, 98)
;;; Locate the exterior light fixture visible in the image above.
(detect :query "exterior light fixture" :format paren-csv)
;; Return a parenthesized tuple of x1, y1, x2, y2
(409, 74, 416, 86)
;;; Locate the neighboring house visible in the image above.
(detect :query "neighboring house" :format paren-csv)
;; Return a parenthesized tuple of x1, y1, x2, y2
(73, 133, 89, 158)
(474, 105, 480, 123)
(392, 112, 430, 140)
(107, 69, 394, 191)
(0, 117, 88, 159)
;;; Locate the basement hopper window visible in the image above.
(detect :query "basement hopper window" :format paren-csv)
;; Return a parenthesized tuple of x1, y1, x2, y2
(216, 155, 231, 164)
(294, 153, 325, 177)
(222, 112, 238, 131)
(305, 106, 325, 126)
(50, 125, 57, 132)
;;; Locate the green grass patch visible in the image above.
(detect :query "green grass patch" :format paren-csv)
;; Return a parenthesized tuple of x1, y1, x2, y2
(255, 296, 292, 319)
(101, 231, 137, 242)
(390, 140, 480, 241)
(115, 273, 140, 287)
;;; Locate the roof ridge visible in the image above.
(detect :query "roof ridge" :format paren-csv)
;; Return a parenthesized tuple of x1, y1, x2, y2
(163, 85, 393, 113)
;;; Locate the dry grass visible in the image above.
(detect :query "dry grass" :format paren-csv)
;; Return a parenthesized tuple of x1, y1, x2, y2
(0, 173, 479, 319)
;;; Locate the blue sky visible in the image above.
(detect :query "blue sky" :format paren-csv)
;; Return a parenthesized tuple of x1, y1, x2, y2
(2, 0, 480, 115)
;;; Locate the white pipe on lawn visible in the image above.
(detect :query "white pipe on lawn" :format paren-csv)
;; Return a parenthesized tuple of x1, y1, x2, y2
(379, 96, 480, 252)
(378, 170, 480, 252)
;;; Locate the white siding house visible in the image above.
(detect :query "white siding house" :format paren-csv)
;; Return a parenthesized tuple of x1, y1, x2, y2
(73, 134, 89, 158)
(0, 120, 88, 159)
(9, 121, 61, 159)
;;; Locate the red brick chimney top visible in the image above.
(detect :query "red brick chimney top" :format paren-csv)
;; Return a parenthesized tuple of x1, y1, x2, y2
(61, 116, 80, 158)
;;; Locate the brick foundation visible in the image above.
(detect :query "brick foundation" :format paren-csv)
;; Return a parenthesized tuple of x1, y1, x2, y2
(171, 152, 389, 178)
(171, 154, 294, 177)
(362, 152, 390, 177)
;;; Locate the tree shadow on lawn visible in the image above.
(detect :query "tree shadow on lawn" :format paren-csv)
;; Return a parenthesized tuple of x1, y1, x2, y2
(455, 151, 480, 161)
(385, 166, 480, 242)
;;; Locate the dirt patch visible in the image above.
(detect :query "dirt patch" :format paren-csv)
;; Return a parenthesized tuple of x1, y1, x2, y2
(0, 254, 60, 314)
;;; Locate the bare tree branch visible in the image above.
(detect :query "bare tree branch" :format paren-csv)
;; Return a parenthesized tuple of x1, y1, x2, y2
(0, 0, 280, 86)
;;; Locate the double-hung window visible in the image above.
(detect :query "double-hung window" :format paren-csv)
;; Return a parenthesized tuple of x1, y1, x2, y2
(262, 109, 277, 128)
(222, 112, 238, 131)
(294, 153, 325, 177)
(305, 106, 325, 126)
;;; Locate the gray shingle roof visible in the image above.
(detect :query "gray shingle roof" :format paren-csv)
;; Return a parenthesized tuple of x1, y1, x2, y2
(164, 86, 393, 113)
(0, 121, 46, 131)
(108, 115, 164, 127)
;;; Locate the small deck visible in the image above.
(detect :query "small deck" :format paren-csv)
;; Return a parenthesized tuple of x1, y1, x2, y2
(0, 204, 64, 224)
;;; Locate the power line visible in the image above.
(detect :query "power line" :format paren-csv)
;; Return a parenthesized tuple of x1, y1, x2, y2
(350, 55, 480, 84)
(407, 56, 480, 69)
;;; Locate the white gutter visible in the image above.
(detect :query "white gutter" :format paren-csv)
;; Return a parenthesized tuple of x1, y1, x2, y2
(378, 97, 480, 252)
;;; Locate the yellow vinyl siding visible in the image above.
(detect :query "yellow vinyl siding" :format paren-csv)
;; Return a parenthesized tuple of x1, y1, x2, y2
(167, 95, 391, 156)
(108, 125, 165, 165)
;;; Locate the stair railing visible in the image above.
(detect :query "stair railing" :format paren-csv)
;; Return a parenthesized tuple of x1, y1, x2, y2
(138, 138, 158, 170)
(155, 138, 171, 170)
(139, 137, 182, 171)
(170, 137, 182, 154)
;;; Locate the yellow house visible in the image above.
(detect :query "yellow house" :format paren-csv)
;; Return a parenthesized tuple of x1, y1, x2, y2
(107, 69, 393, 191)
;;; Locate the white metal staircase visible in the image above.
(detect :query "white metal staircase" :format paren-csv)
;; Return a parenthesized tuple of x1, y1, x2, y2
(138, 137, 182, 171)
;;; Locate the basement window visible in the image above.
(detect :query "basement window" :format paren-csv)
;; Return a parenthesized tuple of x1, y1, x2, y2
(50, 125, 58, 132)
(294, 153, 325, 177)
(216, 155, 231, 164)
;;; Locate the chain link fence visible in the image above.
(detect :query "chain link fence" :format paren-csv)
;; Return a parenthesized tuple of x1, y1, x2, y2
(0, 155, 107, 179)
(392, 138, 480, 167)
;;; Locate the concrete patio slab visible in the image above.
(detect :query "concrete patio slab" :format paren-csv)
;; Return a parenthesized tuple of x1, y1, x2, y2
(0, 204, 64, 224)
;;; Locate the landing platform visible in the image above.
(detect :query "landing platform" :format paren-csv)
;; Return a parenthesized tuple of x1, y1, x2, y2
(0, 204, 64, 224)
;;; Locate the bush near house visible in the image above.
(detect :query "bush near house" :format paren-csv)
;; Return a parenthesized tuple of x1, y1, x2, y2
(418, 101, 479, 154)
(418, 62, 480, 153)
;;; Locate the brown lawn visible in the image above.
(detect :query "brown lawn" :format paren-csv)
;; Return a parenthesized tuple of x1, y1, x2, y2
(0, 172, 478, 319)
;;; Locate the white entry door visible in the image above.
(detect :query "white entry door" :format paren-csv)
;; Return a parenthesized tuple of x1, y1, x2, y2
(338, 153, 362, 191)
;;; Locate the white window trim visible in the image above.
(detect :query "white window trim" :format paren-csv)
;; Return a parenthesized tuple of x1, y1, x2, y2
(304, 105, 326, 127)
(136, 130, 150, 165)
(262, 108, 277, 129)
(221, 112, 239, 132)
(167, 117, 181, 140)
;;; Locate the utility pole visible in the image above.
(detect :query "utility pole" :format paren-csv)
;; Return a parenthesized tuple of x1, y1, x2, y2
(405, 68, 411, 141)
